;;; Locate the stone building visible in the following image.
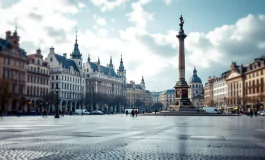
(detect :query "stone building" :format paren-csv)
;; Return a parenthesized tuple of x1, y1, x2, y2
(151, 91, 162, 104)
(83, 55, 126, 113)
(45, 34, 85, 112)
(26, 49, 50, 113)
(204, 76, 215, 106)
(225, 62, 246, 109)
(213, 71, 229, 109)
(188, 68, 204, 107)
(126, 76, 151, 110)
(158, 89, 175, 110)
(0, 29, 28, 114)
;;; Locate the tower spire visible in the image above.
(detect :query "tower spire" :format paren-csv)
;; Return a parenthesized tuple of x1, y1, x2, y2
(71, 28, 82, 59)
(119, 53, 124, 72)
(109, 56, 113, 68)
(98, 56, 100, 65)
(87, 53, 91, 62)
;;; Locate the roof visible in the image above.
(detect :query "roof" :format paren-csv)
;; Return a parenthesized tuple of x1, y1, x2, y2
(0, 38, 27, 57)
(189, 68, 202, 83)
(160, 89, 175, 95)
(89, 62, 119, 78)
(54, 54, 79, 71)
(126, 83, 144, 90)
(145, 90, 150, 93)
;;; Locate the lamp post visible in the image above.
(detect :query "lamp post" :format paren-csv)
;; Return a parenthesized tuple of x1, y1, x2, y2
(237, 99, 240, 115)
(55, 87, 60, 118)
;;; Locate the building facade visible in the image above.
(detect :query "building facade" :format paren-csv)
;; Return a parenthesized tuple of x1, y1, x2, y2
(45, 35, 85, 113)
(0, 29, 28, 114)
(204, 76, 215, 106)
(188, 68, 204, 107)
(213, 71, 229, 109)
(26, 49, 50, 113)
(83, 55, 126, 113)
(126, 77, 151, 110)
(151, 91, 162, 104)
(158, 89, 175, 110)
(225, 62, 245, 109)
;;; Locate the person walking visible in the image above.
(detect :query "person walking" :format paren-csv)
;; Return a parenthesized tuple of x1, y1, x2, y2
(135, 110, 138, 117)
(43, 109, 47, 118)
(126, 110, 128, 116)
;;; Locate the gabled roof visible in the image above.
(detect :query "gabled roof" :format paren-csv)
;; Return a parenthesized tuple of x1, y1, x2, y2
(89, 62, 119, 78)
(135, 84, 142, 90)
(54, 54, 79, 71)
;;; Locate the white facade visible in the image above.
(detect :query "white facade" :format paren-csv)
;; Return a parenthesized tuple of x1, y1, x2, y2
(45, 47, 85, 112)
(213, 75, 228, 108)
(188, 68, 204, 107)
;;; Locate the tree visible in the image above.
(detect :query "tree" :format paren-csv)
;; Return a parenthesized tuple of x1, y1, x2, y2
(152, 102, 163, 110)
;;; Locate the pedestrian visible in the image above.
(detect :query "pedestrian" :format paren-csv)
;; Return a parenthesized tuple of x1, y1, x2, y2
(62, 110, 64, 117)
(155, 110, 157, 114)
(131, 109, 135, 117)
(135, 110, 138, 117)
(142, 110, 144, 114)
(126, 110, 128, 116)
(0, 109, 3, 119)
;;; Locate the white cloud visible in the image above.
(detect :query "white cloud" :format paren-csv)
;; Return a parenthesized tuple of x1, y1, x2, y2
(127, 0, 154, 29)
(111, 18, 116, 23)
(97, 29, 109, 37)
(93, 15, 107, 26)
(90, 0, 128, 12)
(163, 0, 172, 5)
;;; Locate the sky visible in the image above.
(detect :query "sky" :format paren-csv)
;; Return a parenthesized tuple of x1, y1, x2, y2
(0, 0, 265, 92)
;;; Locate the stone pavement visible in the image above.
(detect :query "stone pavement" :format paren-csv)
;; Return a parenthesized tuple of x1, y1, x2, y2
(0, 115, 265, 159)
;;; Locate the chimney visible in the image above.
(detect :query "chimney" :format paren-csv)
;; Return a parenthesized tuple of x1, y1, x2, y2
(5, 31, 11, 40)
(37, 49, 41, 54)
(50, 47, 54, 54)
(63, 53, 67, 58)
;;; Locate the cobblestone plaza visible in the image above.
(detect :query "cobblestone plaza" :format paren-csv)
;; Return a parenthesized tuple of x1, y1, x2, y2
(0, 115, 265, 159)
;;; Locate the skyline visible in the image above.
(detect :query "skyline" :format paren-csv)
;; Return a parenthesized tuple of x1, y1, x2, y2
(0, 0, 265, 91)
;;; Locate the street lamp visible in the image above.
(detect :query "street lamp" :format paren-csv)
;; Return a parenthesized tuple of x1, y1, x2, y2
(55, 87, 60, 118)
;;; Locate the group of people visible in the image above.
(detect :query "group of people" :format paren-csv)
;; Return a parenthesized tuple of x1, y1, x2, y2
(125, 109, 138, 117)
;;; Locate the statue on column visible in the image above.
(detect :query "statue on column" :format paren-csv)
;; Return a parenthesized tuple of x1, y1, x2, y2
(179, 15, 184, 30)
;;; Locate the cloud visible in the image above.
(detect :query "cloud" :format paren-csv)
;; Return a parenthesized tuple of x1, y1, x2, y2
(163, 0, 172, 5)
(94, 16, 107, 26)
(127, 0, 154, 28)
(28, 12, 43, 21)
(90, 0, 128, 12)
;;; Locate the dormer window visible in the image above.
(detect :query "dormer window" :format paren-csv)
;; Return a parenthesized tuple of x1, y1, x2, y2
(50, 58, 53, 62)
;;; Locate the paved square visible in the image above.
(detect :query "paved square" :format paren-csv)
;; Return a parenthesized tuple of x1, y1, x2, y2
(0, 115, 265, 159)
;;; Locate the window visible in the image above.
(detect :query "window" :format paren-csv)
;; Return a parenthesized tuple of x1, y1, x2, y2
(50, 58, 53, 62)
(19, 85, 23, 93)
(56, 75, 58, 80)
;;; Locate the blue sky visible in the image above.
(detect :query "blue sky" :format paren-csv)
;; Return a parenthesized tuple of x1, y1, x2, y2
(0, 0, 265, 91)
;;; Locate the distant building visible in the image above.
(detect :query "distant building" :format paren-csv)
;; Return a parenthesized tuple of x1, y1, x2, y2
(151, 91, 162, 104)
(188, 68, 204, 107)
(204, 76, 215, 106)
(213, 70, 229, 109)
(158, 89, 175, 110)
(83, 55, 126, 112)
(26, 49, 50, 113)
(126, 76, 151, 110)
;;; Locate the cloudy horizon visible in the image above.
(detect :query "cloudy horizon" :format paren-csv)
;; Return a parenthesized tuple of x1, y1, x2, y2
(0, 0, 265, 92)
